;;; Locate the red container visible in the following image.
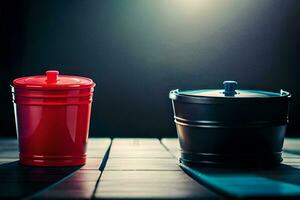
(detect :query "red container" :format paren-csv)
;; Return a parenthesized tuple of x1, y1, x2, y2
(11, 70, 96, 166)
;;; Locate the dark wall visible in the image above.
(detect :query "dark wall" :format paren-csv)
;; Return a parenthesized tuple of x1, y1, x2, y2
(1, 0, 300, 137)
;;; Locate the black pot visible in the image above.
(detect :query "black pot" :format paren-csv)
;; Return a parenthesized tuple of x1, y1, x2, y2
(169, 81, 291, 166)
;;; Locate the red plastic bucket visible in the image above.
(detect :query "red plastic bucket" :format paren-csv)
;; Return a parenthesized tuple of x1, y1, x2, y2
(11, 70, 96, 166)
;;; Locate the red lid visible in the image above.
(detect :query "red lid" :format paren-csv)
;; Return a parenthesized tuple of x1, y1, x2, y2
(13, 70, 95, 90)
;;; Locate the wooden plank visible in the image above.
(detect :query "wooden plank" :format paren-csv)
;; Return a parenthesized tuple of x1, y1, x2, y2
(282, 152, 300, 166)
(32, 138, 111, 199)
(284, 138, 300, 151)
(107, 138, 175, 170)
(283, 138, 300, 162)
(0, 145, 18, 150)
(109, 149, 173, 158)
(0, 138, 18, 145)
(87, 138, 111, 150)
(33, 189, 96, 199)
(79, 158, 102, 170)
(112, 138, 162, 146)
(95, 170, 220, 199)
(0, 138, 19, 159)
(87, 149, 110, 158)
(64, 170, 102, 182)
(87, 138, 111, 159)
(111, 145, 166, 151)
(0, 158, 18, 164)
(161, 138, 181, 159)
(94, 138, 220, 199)
(105, 158, 181, 171)
(282, 152, 300, 158)
(34, 171, 102, 199)
(161, 138, 180, 150)
(109, 138, 173, 158)
(0, 150, 19, 158)
(4, 137, 300, 199)
(0, 138, 111, 199)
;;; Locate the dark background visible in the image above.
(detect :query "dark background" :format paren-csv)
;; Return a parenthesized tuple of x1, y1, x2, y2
(1, 0, 300, 138)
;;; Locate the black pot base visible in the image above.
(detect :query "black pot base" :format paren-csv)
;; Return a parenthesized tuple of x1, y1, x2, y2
(180, 152, 283, 167)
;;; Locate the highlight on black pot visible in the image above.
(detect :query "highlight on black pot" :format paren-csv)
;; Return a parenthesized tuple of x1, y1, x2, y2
(169, 80, 291, 166)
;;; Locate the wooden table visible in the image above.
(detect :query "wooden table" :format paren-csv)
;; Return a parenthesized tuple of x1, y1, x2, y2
(0, 138, 300, 199)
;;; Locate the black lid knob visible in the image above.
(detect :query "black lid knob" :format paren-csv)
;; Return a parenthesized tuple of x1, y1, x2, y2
(223, 81, 237, 96)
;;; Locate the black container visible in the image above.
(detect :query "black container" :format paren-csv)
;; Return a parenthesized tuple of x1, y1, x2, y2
(169, 81, 291, 166)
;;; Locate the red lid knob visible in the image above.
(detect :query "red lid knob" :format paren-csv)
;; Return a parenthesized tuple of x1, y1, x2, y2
(46, 70, 59, 83)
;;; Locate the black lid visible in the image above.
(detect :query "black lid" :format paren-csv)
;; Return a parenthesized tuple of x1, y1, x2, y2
(169, 81, 291, 104)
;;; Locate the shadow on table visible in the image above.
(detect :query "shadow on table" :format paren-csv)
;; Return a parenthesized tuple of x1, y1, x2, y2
(258, 164, 300, 185)
(0, 161, 80, 199)
(181, 163, 300, 199)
